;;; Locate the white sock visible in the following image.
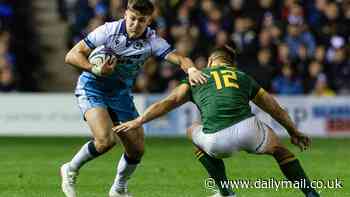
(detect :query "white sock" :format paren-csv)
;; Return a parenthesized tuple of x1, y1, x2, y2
(69, 141, 101, 171)
(113, 153, 139, 190)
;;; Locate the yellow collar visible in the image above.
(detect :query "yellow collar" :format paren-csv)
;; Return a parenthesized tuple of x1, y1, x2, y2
(211, 64, 236, 69)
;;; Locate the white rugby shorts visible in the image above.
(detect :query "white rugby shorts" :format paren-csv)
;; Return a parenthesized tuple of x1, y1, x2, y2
(192, 116, 269, 158)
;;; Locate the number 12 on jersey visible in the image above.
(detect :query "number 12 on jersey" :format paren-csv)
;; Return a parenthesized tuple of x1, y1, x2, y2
(210, 70, 239, 90)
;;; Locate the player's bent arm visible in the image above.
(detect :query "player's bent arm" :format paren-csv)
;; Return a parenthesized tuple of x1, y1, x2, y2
(138, 84, 191, 125)
(65, 40, 94, 71)
(252, 88, 299, 136)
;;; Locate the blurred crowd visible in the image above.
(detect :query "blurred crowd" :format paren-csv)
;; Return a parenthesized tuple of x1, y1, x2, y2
(0, 2, 15, 92)
(60, 0, 349, 95)
(0, 1, 43, 92)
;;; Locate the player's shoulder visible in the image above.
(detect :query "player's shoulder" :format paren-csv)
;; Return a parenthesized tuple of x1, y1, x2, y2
(219, 66, 254, 81)
(145, 27, 166, 43)
(145, 27, 173, 56)
(145, 27, 156, 38)
(104, 20, 121, 26)
(234, 69, 259, 87)
(235, 69, 248, 77)
(201, 67, 213, 73)
(229, 67, 249, 78)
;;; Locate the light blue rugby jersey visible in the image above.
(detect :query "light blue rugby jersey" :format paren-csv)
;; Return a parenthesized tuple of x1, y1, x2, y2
(75, 19, 174, 96)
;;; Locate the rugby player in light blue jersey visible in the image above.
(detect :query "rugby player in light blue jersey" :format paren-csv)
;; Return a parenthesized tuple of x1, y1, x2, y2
(60, 1, 207, 197)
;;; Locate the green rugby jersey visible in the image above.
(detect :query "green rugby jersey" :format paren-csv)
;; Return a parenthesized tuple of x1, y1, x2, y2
(184, 65, 261, 134)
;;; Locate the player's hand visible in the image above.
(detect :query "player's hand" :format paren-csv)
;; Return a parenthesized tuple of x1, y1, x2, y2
(113, 118, 142, 133)
(188, 67, 208, 86)
(91, 56, 116, 76)
(290, 132, 311, 151)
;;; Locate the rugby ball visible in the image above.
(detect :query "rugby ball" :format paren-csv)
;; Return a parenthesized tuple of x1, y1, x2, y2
(88, 46, 116, 75)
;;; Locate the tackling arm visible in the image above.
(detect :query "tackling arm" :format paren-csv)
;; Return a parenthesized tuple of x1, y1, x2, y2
(252, 89, 298, 136)
(138, 83, 191, 124)
(113, 83, 191, 133)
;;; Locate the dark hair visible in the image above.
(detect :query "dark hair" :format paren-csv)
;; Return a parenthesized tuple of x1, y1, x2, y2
(210, 41, 238, 65)
(128, 0, 154, 16)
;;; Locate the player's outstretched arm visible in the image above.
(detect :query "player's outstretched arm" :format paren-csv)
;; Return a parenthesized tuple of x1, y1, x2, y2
(252, 89, 311, 151)
(113, 84, 191, 133)
(165, 52, 208, 85)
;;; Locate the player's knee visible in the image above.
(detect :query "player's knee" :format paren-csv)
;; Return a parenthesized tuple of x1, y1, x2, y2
(94, 138, 115, 153)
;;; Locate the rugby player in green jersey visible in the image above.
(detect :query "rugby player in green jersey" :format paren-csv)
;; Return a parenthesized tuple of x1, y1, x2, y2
(113, 44, 320, 197)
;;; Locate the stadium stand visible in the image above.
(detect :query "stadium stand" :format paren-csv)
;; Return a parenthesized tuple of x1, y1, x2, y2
(0, 1, 44, 92)
(60, 0, 350, 95)
(1, 0, 349, 94)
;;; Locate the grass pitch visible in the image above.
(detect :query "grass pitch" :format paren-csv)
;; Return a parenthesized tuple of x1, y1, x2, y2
(0, 137, 348, 197)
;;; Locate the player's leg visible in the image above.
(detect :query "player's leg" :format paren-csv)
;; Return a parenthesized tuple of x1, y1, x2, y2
(68, 107, 116, 171)
(244, 118, 320, 197)
(61, 94, 116, 197)
(108, 95, 144, 197)
(261, 128, 319, 196)
(187, 124, 235, 197)
(109, 126, 144, 196)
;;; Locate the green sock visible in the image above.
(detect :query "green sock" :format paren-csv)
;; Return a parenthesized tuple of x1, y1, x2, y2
(279, 159, 319, 197)
(196, 150, 234, 196)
